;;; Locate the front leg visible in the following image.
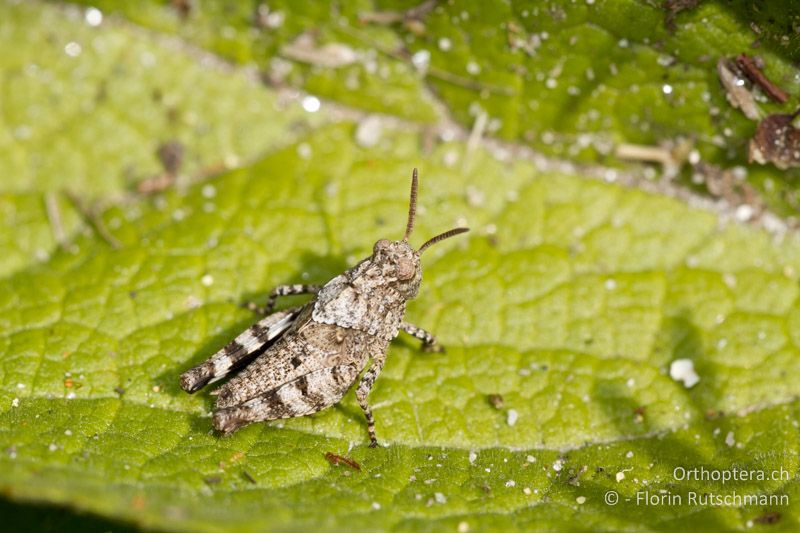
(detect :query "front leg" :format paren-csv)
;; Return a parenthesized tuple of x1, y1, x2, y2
(355, 353, 387, 448)
(401, 321, 444, 353)
(242, 284, 322, 315)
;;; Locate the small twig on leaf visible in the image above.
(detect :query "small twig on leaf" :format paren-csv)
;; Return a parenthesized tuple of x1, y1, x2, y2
(336, 24, 514, 96)
(735, 53, 789, 104)
(64, 191, 122, 249)
(44, 192, 68, 250)
(358, 0, 438, 26)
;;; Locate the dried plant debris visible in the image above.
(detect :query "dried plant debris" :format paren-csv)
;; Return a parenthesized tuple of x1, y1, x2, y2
(44, 192, 67, 250)
(753, 512, 781, 525)
(325, 452, 361, 472)
(158, 140, 185, 176)
(717, 58, 761, 121)
(281, 33, 359, 68)
(203, 475, 222, 486)
(487, 394, 504, 409)
(138, 140, 185, 194)
(506, 21, 540, 57)
(614, 138, 695, 179)
(693, 162, 762, 220)
(359, 0, 438, 28)
(64, 191, 122, 249)
(337, 24, 514, 95)
(749, 112, 800, 170)
(662, 0, 701, 32)
(735, 53, 789, 104)
(170, 0, 192, 20)
(253, 4, 284, 30)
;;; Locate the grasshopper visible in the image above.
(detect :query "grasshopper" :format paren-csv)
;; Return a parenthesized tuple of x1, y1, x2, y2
(180, 169, 468, 446)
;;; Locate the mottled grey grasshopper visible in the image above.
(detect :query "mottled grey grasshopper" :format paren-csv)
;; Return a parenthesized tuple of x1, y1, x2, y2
(180, 169, 468, 446)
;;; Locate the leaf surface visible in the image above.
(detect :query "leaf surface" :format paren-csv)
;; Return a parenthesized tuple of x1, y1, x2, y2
(2, 1, 800, 531)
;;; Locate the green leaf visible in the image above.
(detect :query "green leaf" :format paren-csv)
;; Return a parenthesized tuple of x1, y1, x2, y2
(3, 1, 800, 531)
(61, 0, 800, 214)
(1, 0, 326, 196)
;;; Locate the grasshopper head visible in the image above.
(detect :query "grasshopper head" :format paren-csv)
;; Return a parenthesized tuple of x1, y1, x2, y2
(371, 238, 420, 290)
(370, 169, 469, 297)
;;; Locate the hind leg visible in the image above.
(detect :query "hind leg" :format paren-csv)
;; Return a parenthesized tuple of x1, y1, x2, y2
(355, 353, 388, 447)
(213, 364, 360, 434)
(180, 307, 301, 393)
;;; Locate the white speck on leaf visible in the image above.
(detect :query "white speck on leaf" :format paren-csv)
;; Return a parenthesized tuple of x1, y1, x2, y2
(201, 184, 216, 198)
(670, 359, 700, 388)
(506, 409, 519, 426)
(302, 95, 321, 113)
(64, 42, 82, 57)
(411, 50, 431, 70)
(185, 295, 202, 310)
(465, 185, 485, 207)
(735, 204, 754, 222)
(355, 115, 383, 148)
(297, 143, 312, 159)
(85, 7, 103, 26)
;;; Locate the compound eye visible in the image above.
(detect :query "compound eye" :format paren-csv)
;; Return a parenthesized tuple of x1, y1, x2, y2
(373, 239, 391, 254)
(396, 257, 415, 280)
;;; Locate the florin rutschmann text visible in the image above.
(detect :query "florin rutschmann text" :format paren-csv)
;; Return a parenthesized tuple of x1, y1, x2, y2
(635, 490, 788, 507)
(603, 467, 792, 508)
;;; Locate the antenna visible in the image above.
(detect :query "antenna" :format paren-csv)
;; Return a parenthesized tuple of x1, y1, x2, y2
(403, 168, 418, 242)
(418, 227, 469, 254)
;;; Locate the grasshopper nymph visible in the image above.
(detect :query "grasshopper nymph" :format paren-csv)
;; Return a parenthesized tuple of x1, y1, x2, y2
(180, 169, 468, 446)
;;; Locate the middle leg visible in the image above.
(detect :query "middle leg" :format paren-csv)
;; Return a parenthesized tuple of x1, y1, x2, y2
(401, 321, 444, 353)
(242, 284, 322, 315)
